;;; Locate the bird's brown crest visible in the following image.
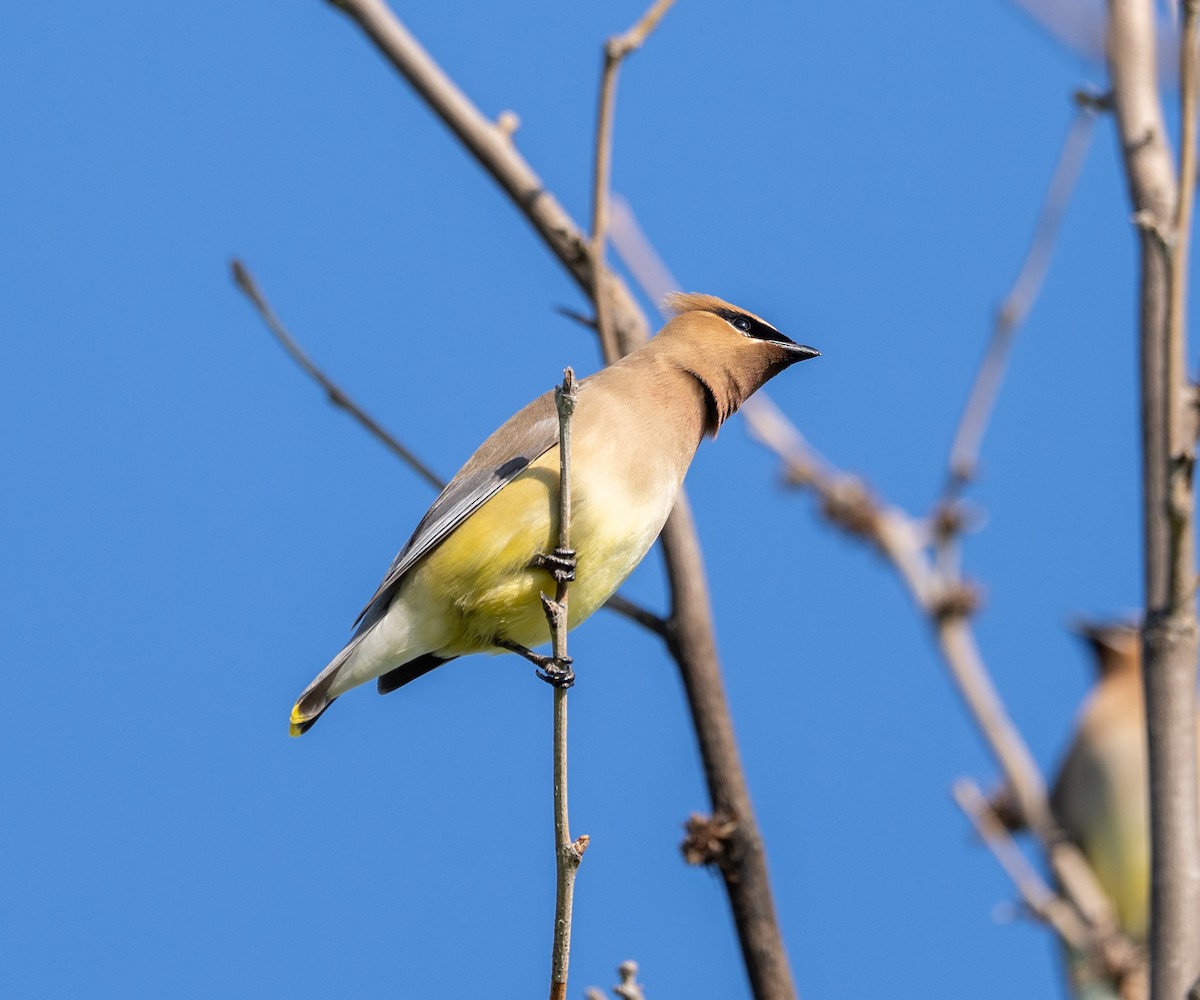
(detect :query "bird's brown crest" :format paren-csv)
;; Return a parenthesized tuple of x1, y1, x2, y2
(663, 292, 776, 330)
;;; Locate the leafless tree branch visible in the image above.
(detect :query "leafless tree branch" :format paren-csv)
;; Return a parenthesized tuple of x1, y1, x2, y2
(585, 960, 647, 1000)
(603, 593, 672, 639)
(544, 369, 587, 1000)
(953, 778, 1091, 950)
(588, 0, 676, 366)
(946, 104, 1099, 490)
(1106, 0, 1200, 995)
(231, 258, 445, 490)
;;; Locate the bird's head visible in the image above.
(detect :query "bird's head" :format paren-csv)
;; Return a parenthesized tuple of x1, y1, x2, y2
(659, 292, 819, 434)
(1069, 618, 1142, 678)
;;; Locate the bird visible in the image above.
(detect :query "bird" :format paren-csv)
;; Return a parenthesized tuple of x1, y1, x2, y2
(1048, 621, 1200, 998)
(1051, 621, 1151, 948)
(289, 293, 819, 736)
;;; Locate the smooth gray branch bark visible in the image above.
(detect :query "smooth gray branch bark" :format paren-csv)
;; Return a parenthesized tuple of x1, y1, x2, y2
(1106, 1, 1200, 996)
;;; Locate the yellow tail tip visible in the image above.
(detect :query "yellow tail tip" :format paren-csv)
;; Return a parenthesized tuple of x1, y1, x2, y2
(289, 703, 309, 738)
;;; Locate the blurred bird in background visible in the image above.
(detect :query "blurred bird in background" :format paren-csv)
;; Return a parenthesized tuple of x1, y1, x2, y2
(1052, 622, 1149, 947)
(996, 621, 1200, 998)
(289, 293, 819, 736)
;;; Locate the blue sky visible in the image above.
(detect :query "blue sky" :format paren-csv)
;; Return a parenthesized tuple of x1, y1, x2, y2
(2, 2, 1164, 997)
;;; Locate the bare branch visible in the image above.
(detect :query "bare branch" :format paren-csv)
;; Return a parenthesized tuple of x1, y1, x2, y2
(585, 962, 647, 1000)
(589, 0, 677, 365)
(1106, 0, 1200, 994)
(325, 0, 649, 356)
(946, 105, 1098, 490)
(603, 593, 672, 639)
(953, 778, 1091, 951)
(613, 960, 648, 1000)
(231, 258, 445, 491)
(544, 368, 587, 1000)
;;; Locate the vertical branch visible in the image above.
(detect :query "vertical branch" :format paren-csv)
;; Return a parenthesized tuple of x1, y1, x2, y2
(588, 0, 677, 365)
(545, 369, 587, 1000)
(1106, 1, 1200, 996)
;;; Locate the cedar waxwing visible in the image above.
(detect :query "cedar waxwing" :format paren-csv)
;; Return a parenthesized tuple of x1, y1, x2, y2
(289, 293, 819, 735)
(1049, 621, 1200, 998)
(1052, 622, 1152, 946)
(1045, 621, 1159, 999)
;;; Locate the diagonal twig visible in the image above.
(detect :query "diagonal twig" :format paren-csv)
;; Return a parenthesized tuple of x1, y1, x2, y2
(946, 101, 1099, 491)
(231, 258, 445, 491)
(953, 778, 1091, 951)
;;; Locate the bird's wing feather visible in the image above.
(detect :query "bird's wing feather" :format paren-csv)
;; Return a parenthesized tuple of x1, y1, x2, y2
(351, 387, 562, 634)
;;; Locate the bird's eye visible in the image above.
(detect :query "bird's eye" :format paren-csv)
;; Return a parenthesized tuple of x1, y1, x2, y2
(732, 316, 752, 333)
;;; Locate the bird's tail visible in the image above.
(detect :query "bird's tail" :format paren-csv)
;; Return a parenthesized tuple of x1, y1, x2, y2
(289, 636, 365, 737)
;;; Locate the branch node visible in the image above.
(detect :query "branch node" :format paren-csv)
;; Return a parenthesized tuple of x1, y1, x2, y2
(1130, 207, 1174, 250)
(1073, 88, 1114, 113)
(819, 475, 879, 539)
(495, 109, 521, 138)
(680, 811, 741, 878)
(932, 580, 983, 621)
(613, 961, 646, 1000)
(569, 834, 591, 862)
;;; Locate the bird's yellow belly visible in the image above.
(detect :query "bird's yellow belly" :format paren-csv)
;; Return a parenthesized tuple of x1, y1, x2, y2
(404, 447, 676, 657)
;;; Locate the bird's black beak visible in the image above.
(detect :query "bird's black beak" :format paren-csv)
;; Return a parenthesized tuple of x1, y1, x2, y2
(777, 340, 820, 361)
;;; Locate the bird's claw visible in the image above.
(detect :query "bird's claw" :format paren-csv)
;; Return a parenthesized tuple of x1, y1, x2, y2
(536, 657, 575, 688)
(533, 547, 577, 584)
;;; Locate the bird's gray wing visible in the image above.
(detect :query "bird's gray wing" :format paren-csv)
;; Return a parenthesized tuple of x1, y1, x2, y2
(351, 387, 562, 635)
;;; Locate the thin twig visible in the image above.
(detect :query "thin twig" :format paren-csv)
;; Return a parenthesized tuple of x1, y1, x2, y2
(946, 105, 1098, 490)
(231, 258, 445, 491)
(603, 593, 672, 638)
(953, 778, 1091, 951)
(588, 0, 677, 366)
(546, 369, 587, 1000)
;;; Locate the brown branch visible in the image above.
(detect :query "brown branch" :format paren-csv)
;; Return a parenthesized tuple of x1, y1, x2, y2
(588, 0, 677, 366)
(325, 0, 649, 357)
(231, 258, 445, 492)
(320, 3, 797, 997)
(603, 593, 672, 639)
(545, 369, 587, 1000)
(946, 105, 1098, 490)
(1106, 0, 1200, 995)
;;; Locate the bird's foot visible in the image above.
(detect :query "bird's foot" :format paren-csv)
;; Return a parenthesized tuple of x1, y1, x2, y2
(532, 547, 577, 584)
(497, 639, 576, 688)
(535, 656, 575, 689)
